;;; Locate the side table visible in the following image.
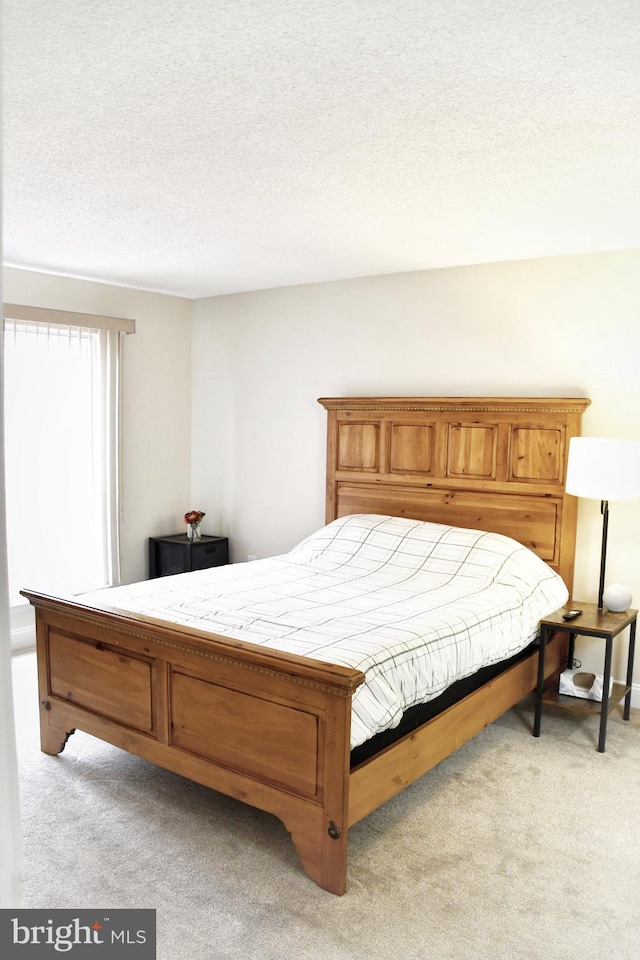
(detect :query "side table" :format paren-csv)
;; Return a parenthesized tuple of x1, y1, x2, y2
(149, 534, 229, 578)
(533, 602, 637, 752)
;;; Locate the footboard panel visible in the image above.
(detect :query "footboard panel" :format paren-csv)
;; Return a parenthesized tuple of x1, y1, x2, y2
(48, 629, 155, 734)
(170, 668, 320, 797)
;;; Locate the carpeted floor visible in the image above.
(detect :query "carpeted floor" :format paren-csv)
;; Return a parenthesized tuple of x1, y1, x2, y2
(11, 650, 640, 959)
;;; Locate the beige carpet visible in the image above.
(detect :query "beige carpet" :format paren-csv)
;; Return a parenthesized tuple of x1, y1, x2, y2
(11, 650, 640, 960)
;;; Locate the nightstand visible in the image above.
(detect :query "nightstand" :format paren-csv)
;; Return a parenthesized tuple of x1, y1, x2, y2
(148, 534, 229, 578)
(533, 602, 637, 752)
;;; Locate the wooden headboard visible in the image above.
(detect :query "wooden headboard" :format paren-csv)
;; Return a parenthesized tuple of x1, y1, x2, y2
(318, 396, 591, 591)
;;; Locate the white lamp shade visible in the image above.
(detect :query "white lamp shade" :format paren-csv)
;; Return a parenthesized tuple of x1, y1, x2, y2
(565, 437, 640, 501)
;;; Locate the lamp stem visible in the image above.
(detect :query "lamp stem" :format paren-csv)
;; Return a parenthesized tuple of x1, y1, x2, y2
(598, 499, 609, 610)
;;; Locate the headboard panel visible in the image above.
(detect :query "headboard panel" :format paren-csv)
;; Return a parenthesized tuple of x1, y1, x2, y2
(318, 397, 591, 591)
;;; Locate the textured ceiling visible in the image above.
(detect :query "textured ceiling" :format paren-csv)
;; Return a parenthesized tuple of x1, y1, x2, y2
(4, 1, 640, 298)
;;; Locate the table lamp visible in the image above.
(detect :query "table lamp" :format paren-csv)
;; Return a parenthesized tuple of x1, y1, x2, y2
(565, 437, 640, 610)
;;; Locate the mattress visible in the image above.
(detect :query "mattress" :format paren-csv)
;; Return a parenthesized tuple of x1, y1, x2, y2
(80, 514, 569, 748)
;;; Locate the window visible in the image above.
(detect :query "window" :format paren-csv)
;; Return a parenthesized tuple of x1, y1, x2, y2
(3, 304, 134, 611)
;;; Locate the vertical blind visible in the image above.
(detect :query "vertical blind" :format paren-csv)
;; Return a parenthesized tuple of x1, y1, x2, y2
(3, 306, 133, 606)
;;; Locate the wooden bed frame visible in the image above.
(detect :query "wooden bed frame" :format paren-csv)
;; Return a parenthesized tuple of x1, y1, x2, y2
(23, 396, 590, 895)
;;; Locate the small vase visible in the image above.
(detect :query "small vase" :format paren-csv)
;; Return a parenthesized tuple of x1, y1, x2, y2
(187, 523, 202, 542)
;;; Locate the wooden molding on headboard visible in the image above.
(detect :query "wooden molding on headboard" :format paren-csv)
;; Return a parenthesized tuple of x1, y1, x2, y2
(318, 396, 591, 591)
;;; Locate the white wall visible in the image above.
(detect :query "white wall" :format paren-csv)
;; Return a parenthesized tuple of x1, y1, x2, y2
(192, 248, 640, 686)
(3, 267, 193, 588)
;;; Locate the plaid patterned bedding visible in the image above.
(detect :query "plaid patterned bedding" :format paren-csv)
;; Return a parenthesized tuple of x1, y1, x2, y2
(81, 514, 569, 748)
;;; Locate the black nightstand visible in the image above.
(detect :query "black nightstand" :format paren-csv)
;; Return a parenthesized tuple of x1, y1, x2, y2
(534, 602, 637, 752)
(148, 534, 229, 578)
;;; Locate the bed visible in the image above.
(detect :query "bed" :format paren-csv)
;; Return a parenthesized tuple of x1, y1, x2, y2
(23, 396, 590, 895)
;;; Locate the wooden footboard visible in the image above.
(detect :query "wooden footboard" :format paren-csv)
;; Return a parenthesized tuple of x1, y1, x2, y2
(26, 590, 364, 896)
(25, 589, 566, 895)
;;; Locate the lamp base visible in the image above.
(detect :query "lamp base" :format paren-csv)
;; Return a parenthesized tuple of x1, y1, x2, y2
(597, 499, 609, 610)
(602, 584, 632, 613)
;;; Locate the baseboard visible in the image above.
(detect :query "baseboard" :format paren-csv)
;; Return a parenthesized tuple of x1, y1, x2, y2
(10, 604, 36, 652)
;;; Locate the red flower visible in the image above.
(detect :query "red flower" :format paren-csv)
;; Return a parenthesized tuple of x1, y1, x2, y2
(184, 510, 205, 525)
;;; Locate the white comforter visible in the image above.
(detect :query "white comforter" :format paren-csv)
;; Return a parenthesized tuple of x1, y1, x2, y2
(81, 514, 568, 748)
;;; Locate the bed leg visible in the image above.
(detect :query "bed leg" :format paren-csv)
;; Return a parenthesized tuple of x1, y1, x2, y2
(40, 720, 76, 756)
(285, 811, 349, 896)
